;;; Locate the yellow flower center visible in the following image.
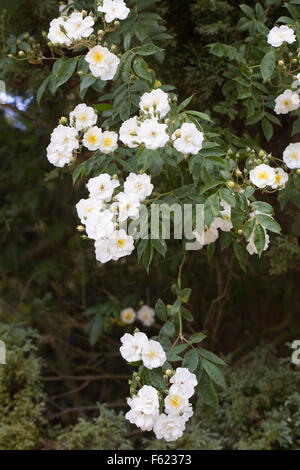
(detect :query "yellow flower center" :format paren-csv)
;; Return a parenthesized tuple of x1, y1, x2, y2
(103, 137, 112, 147)
(88, 134, 97, 144)
(147, 349, 157, 359)
(99, 184, 105, 191)
(284, 99, 291, 107)
(275, 174, 281, 183)
(291, 153, 298, 160)
(170, 394, 181, 408)
(117, 239, 125, 248)
(258, 171, 267, 180)
(125, 311, 132, 320)
(93, 52, 104, 63)
(79, 114, 87, 122)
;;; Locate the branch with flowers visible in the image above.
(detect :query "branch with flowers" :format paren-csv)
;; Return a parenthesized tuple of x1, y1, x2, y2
(10, 0, 300, 442)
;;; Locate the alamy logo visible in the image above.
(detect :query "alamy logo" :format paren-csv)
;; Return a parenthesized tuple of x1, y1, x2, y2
(291, 340, 300, 365)
(0, 340, 6, 364)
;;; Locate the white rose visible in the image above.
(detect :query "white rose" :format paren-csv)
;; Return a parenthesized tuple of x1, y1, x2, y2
(87, 174, 120, 201)
(283, 142, 300, 169)
(249, 164, 276, 188)
(120, 308, 136, 324)
(83, 126, 103, 151)
(119, 331, 149, 362)
(139, 89, 170, 119)
(85, 45, 120, 80)
(98, 0, 130, 23)
(69, 103, 98, 131)
(138, 118, 169, 150)
(98, 131, 118, 154)
(274, 90, 300, 115)
(267, 25, 296, 47)
(172, 122, 204, 155)
(142, 339, 166, 369)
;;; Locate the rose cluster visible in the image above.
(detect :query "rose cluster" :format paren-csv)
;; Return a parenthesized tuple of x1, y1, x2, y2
(76, 171, 153, 263)
(48, 1, 131, 81)
(120, 89, 204, 155)
(120, 331, 197, 442)
(120, 305, 155, 327)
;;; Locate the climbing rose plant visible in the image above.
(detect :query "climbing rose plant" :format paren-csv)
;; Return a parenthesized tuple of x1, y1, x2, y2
(11, 0, 300, 442)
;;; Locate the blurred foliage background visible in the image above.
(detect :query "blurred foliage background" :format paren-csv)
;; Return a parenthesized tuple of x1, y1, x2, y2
(0, 0, 299, 449)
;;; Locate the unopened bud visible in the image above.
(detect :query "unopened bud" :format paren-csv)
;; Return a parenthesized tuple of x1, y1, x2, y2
(175, 131, 181, 139)
(235, 169, 243, 177)
(59, 116, 68, 125)
(114, 20, 120, 27)
(292, 58, 298, 64)
(297, 169, 300, 175)
(278, 60, 284, 66)
(237, 229, 243, 236)
(165, 369, 172, 376)
(154, 80, 162, 88)
(98, 29, 104, 38)
(259, 150, 265, 158)
(18, 50, 25, 57)
(82, 10, 87, 17)
(77, 225, 85, 232)
(164, 118, 170, 125)
(228, 181, 235, 189)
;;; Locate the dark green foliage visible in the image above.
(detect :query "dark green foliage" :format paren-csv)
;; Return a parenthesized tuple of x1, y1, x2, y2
(1, 0, 300, 450)
(0, 324, 46, 450)
(144, 347, 300, 450)
(55, 406, 132, 450)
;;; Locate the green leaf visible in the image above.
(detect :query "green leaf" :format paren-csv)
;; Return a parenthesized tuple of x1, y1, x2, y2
(180, 306, 194, 322)
(160, 321, 176, 338)
(199, 181, 226, 196)
(197, 370, 219, 409)
(233, 240, 248, 272)
(262, 117, 273, 141)
(133, 57, 152, 82)
(252, 201, 274, 215)
(94, 103, 113, 112)
(72, 162, 86, 185)
(256, 215, 281, 233)
(231, 207, 244, 231)
(179, 288, 192, 303)
(240, 4, 254, 18)
(143, 241, 153, 273)
(201, 358, 226, 389)
(134, 43, 161, 56)
(167, 344, 188, 362)
(177, 95, 194, 113)
(143, 368, 164, 390)
(37, 75, 51, 105)
(186, 110, 212, 122)
(182, 349, 199, 372)
(243, 218, 256, 241)
(198, 348, 227, 366)
(219, 187, 236, 207)
(261, 49, 276, 83)
(188, 332, 207, 344)
(155, 299, 167, 322)
(53, 57, 78, 91)
(254, 224, 266, 257)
